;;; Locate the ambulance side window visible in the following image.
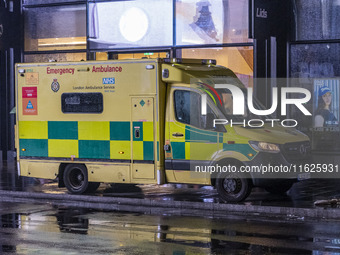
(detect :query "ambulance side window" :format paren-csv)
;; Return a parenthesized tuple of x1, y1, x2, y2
(174, 90, 191, 125)
(174, 90, 219, 130)
(62, 93, 103, 113)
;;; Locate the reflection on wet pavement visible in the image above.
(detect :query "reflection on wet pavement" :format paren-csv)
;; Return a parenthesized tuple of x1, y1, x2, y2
(0, 202, 340, 254)
(2, 160, 340, 254)
(2, 161, 340, 209)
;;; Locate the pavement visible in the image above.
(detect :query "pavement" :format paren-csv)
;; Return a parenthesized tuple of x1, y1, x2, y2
(1, 160, 340, 221)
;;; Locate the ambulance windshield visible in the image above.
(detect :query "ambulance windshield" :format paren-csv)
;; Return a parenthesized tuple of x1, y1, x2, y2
(197, 77, 272, 122)
(216, 88, 270, 121)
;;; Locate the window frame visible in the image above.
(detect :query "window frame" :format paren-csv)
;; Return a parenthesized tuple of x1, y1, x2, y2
(173, 88, 226, 132)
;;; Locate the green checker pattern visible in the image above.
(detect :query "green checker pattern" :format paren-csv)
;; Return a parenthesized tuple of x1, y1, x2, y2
(171, 125, 257, 160)
(19, 121, 155, 161)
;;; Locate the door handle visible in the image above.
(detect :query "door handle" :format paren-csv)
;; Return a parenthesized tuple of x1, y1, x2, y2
(172, 132, 184, 137)
(164, 144, 171, 152)
(134, 127, 140, 138)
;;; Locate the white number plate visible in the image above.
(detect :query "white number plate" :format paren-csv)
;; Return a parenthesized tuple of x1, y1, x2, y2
(298, 172, 311, 180)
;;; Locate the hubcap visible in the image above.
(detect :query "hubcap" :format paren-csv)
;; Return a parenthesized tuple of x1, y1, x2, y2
(69, 168, 84, 190)
(223, 177, 242, 194)
(77, 174, 84, 182)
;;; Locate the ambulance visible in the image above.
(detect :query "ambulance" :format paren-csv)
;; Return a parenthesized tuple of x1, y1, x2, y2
(15, 58, 311, 202)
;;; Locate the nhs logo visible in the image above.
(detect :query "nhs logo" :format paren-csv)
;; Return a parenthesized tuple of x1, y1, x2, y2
(102, 77, 115, 84)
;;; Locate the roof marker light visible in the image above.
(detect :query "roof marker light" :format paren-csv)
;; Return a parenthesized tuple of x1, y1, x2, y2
(146, 65, 154, 70)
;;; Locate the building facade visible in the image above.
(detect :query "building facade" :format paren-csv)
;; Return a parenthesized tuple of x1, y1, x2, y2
(0, 0, 338, 159)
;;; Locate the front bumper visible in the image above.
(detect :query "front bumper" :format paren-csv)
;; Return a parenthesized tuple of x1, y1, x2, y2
(243, 150, 312, 187)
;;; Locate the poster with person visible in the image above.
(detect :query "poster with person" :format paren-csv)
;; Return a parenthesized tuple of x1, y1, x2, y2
(313, 79, 339, 129)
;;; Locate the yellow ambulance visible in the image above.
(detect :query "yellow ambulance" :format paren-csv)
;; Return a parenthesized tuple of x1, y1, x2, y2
(15, 58, 311, 202)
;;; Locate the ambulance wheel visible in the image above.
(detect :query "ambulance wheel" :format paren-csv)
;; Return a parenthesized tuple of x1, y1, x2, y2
(216, 172, 252, 202)
(64, 164, 89, 194)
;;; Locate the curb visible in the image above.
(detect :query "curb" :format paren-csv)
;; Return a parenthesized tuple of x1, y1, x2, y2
(0, 190, 338, 221)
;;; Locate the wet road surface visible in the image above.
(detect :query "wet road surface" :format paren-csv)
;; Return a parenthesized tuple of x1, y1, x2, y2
(1, 161, 340, 209)
(1, 202, 340, 254)
(1, 161, 340, 254)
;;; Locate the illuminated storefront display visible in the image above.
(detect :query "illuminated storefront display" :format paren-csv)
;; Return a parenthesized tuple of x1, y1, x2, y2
(182, 47, 253, 87)
(88, 0, 173, 49)
(86, 0, 253, 85)
(176, 0, 250, 45)
(24, 4, 86, 52)
(0, 0, 335, 157)
(23, 0, 253, 81)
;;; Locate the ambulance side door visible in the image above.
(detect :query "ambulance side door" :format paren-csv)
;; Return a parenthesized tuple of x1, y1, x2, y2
(165, 87, 220, 184)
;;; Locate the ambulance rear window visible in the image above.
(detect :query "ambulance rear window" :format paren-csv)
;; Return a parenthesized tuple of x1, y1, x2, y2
(61, 93, 103, 113)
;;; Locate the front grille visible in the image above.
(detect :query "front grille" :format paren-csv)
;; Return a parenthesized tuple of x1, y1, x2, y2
(281, 141, 311, 163)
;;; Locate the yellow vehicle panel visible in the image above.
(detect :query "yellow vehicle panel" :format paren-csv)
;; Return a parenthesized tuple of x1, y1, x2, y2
(16, 59, 165, 183)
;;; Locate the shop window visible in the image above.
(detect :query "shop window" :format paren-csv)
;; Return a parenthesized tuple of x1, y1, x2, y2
(23, 0, 83, 4)
(294, 0, 340, 40)
(24, 53, 86, 63)
(95, 52, 109, 61)
(182, 47, 253, 87)
(24, 5, 86, 51)
(117, 52, 168, 60)
(88, 0, 173, 50)
(62, 93, 103, 114)
(176, 0, 251, 46)
(290, 43, 340, 151)
(95, 52, 169, 61)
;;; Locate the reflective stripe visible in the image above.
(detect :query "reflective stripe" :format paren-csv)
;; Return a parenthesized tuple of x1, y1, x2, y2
(18, 121, 155, 161)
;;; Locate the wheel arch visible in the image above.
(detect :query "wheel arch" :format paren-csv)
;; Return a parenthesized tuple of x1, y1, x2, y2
(210, 158, 252, 187)
(58, 163, 87, 188)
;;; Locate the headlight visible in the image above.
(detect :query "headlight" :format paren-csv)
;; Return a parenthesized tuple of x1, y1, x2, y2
(249, 141, 280, 153)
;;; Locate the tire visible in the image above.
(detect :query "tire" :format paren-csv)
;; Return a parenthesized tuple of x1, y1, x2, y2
(63, 164, 89, 194)
(215, 172, 252, 202)
(265, 183, 293, 194)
